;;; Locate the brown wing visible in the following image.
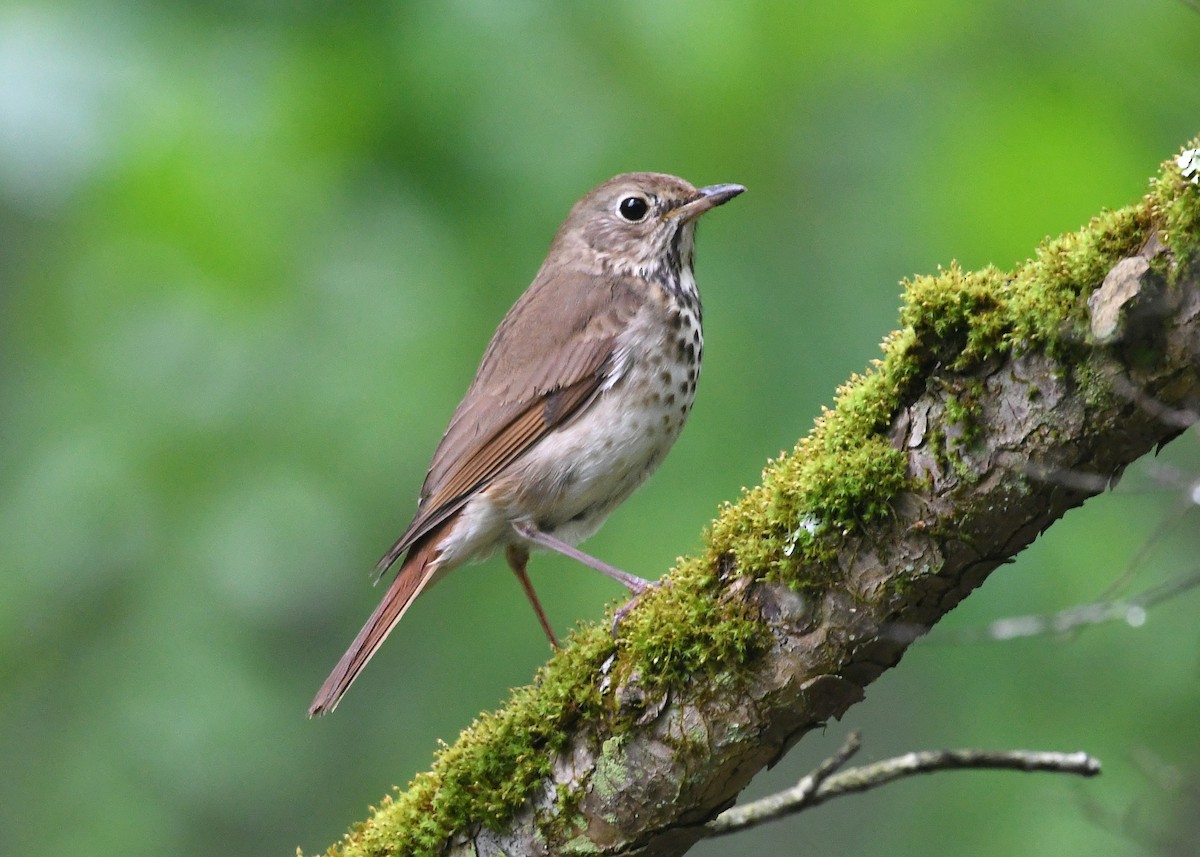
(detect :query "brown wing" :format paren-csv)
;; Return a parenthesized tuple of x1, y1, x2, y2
(375, 265, 641, 573)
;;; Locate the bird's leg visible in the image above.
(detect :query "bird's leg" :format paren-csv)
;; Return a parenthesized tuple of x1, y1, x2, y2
(510, 521, 660, 637)
(511, 521, 654, 593)
(505, 543, 559, 649)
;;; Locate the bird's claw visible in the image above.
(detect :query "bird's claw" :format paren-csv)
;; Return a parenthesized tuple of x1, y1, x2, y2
(610, 578, 664, 638)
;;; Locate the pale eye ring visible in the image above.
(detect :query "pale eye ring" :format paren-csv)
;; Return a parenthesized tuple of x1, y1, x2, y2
(618, 196, 649, 222)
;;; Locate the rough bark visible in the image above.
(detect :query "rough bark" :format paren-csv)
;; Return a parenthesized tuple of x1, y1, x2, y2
(319, 143, 1200, 857)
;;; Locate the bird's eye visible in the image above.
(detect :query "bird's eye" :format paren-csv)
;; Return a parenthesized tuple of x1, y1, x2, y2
(618, 196, 649, 222)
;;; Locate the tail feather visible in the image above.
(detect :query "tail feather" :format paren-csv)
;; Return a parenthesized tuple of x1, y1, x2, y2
(308, 533, 445, 717)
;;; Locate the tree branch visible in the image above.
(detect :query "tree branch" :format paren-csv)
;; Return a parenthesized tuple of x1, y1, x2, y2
(313, 140, 1200, 857)
(704, 731, 1100, 837)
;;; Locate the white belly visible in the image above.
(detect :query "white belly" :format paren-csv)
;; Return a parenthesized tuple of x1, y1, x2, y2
(435, 288, 702, 566)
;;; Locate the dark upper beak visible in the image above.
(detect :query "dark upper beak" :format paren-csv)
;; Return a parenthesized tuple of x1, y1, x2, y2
(669, 183, 746, 222)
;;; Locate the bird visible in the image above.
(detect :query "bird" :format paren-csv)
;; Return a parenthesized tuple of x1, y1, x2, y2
(308, 172, 744, 716)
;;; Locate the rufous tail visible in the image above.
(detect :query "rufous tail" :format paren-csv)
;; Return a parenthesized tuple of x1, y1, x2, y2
(308, 534, 444, 717)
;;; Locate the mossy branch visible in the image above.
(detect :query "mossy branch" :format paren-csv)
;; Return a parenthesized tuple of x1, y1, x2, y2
(311, 139, 1200, 857)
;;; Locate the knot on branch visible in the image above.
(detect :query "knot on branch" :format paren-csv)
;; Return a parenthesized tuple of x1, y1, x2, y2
(1088, 232, 1169, 345)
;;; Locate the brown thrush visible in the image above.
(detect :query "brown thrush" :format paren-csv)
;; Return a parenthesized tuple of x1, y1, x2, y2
(309, 172, 743, 715)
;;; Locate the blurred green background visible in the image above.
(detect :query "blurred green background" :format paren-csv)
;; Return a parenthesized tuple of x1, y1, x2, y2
(1, 1, 1198, 855)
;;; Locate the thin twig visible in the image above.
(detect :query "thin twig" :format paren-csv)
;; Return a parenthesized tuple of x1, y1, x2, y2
(705, 732, 1100, 838)
(1176, 0, 1200, 19)
(932, 567, 1200, 644)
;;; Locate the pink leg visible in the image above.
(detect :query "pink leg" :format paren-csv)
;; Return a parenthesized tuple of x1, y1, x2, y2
(510, 521, 660, 636)
(510, 521, 654, 593)
(505, 544, 559, 648)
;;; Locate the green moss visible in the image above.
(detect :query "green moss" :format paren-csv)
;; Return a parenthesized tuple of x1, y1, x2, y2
(944, 379, 985, 446)
(900, 264, 1013, 367)
(312, 142, 1199, 857)
(553, 781, 586, 842)
(318, 625, 613, 857)
(933, 378, 986, 482)
(1154, 140, 1200, 261)
(707, 345, 918, 585)
(617, 555, 766, 689)
(318, 560, 767, 857)
(703, 148, 1193, 595)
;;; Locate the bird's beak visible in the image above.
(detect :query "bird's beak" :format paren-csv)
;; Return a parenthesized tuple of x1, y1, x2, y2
(668, 183, 746, 222)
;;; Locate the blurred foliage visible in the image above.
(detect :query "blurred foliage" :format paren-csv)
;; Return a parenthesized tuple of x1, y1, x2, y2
(0, 1, 1198, 855)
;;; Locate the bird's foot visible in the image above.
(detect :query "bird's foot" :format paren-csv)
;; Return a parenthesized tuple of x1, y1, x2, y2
(610, 577, 666, 638)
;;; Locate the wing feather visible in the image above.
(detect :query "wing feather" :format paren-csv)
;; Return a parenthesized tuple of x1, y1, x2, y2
(375, 267, 640, 574)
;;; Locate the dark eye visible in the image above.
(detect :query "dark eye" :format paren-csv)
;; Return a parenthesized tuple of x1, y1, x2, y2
(618, 196, 649, 222)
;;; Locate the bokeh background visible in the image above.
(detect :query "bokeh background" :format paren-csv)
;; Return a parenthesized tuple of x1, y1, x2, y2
(2, 2, 1198, 855)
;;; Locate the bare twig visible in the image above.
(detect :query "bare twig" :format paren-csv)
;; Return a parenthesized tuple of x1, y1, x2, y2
(1177, 0, 1200, 20)
(935, 567, 1200, 643)
(1080, 748, 1200, 857)
(705, 732, 863, 837)
(1007, 427, 1199, 607)
(705, 732, 1101, 838)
